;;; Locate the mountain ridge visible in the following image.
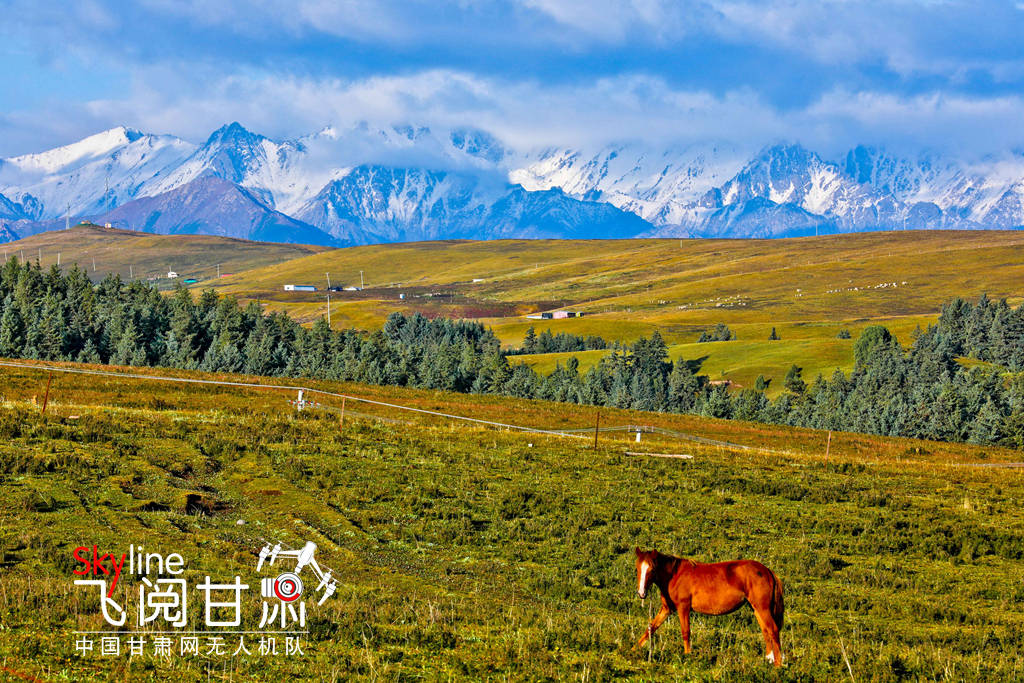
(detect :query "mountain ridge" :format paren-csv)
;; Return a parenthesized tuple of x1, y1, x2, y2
(2, 123, 1023, 246)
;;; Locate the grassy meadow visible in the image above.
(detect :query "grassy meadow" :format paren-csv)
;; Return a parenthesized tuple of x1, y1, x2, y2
(1, 360, 1023, 681)
(1, 225, 330, 286)
(8, 228, 1024, 394)
(202, 230, 1024, 392)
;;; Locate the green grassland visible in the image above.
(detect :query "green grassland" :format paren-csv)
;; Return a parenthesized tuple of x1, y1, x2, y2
(1, 224, 330, 286)
(203, 230, 1022, 393)
(1, 360, 1024, 680)
(10, 228, 1023, 393)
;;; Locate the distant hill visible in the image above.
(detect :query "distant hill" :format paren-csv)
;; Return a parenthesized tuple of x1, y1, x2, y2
(201, 229, 1024, 394)
(0, 224, 332, 284)
(5, 226, 1023, 395)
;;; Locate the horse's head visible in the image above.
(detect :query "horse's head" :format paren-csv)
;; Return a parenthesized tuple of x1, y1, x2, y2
(634, 548, 657, 599)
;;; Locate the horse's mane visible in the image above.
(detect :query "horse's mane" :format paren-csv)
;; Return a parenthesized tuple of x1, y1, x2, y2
(656, 551, 696, 570)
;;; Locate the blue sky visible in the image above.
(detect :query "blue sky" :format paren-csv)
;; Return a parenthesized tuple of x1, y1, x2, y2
(3, 0, 1024, 157)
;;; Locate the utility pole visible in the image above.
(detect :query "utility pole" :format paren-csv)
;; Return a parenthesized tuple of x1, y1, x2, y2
(92, 258, 96, 273)
(129, 265, 133, 279)
(327, 293, 331, 327)
(38, 247, 41, 263)
(217, 263, 221, 278)
(66, 203, 70, 230)
(360, 270, 364, 289)
(57, 252, 61, 266)
(326, 272, 331, 289)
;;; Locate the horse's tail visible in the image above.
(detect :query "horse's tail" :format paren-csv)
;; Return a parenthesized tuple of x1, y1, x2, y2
(771, 572, 784, 631)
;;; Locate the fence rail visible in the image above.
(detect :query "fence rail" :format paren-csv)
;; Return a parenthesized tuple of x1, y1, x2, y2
(0, 359, 763, 453)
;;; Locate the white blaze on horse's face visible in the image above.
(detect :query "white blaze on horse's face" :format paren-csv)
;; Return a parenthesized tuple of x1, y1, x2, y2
(637, 560, 651, 598)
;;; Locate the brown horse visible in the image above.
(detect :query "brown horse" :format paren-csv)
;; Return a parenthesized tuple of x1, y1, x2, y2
(633, 548, 784, 666)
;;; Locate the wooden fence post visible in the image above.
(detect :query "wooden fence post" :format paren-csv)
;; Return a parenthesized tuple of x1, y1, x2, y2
(339, 396, 346, 431)
(826, 430, 832, 460)
(40, 372, 53, 416)
(593, 410, 600, 449)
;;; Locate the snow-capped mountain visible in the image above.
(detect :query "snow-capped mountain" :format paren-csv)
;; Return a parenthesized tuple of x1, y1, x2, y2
(143, 123, 335, 215)
(677, 144, 904, 236)
(93, 176, 335, 244)
(516, 141, 1024, 236)
(0, 126, 195, 220)
(510, 142, 747, 229)
(2, 122, 1023, 246)
(0, 222, 19, 242)
(296, 164, 648, 244)
(841, 145, 1024, 229)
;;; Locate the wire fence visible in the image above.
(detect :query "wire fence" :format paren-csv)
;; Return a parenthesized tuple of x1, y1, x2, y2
(0, 359, 774, 453)
(0, 360, 588, 440)
(558, 424, 758, 450)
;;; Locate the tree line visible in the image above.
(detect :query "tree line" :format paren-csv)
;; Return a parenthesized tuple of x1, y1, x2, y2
(1, 257, 1021, 448)
(506, 327, 608, 355)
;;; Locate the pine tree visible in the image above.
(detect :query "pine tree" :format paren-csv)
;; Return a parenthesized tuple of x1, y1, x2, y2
(76, 338, 102, 364)
(784, 365, 806, 394)
(968, 399, 1004, 445)
(164, 287, 201, 367)
(701, 384, 733, 419)
(0, 299, 24, 357)
(854, 326, 899, 368)
(112, 319, 141, 366)
(38, 294, 65, 360)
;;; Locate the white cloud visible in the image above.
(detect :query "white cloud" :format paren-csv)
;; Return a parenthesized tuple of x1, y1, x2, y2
(805, 90, 1024, 157)
(30, 67, 1024, 161)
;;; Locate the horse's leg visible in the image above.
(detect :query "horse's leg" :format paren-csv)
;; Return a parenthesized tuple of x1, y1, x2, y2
(678, 600, 692, 654)
(751, 601, 782, 667)
(634, 604, 671, 650)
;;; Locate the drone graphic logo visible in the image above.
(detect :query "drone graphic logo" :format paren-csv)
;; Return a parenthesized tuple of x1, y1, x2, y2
(257, 541, 337, 606)
(269, 572, 302, 602)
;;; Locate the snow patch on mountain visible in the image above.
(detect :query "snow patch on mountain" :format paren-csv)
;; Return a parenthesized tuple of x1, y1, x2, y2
(0, 127, 195, 219)
(510, 142, 747, 227)
(4, 123, 1024, 245)
(95, 175, 335, 245)
(296, 164, 646, 244)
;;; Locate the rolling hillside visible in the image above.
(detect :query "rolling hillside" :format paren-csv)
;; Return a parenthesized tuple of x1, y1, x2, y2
(203, 229, 1024, 392)
(1, 360, 1023, 680)
(6, 227, 1021, 394)
(0, 224, 333, 285)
